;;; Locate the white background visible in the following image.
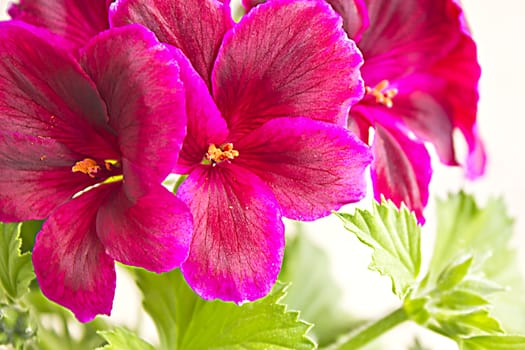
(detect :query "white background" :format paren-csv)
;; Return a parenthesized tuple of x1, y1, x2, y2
(1, 0, 524, 349)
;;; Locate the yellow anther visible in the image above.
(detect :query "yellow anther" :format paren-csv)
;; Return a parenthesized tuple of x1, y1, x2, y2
(365, 79, 398, 108)
(205, 143, 240, 164)
(72, 158, 101, 178)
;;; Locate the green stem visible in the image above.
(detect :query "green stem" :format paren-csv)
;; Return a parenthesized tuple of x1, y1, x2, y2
(338, 307, 409, 350)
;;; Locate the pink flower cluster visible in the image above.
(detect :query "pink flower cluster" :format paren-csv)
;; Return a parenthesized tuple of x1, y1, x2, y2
(0, 0, 483, 321)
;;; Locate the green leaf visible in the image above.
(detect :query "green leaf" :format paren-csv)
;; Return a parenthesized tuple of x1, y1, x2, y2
(436, 256, 473, 292)
(279, 230, 362, 346)
(133, 268, 315, 350)
(335, 198, 421, 298)
(436, 290, 490, 311)
(19, 220, 43, 253)
(428, 193, 513, 282)
(423, 271, 504, 338)
(427, 192, 525, 332)
(412, 267, 499, 339)
(0, 222, 35, 300)
(460, 335, 525, 350)
(458, 277, 505, 297)
(434, 308, 503, 337)
(97, 328, 155, 350)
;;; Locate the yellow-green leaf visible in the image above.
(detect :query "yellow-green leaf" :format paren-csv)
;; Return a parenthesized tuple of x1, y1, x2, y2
(335, 198, 421, 298)
(0, 222, 34, 300)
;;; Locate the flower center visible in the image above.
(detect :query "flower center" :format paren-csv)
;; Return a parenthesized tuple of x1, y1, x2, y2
(365, 80, 398, 108)
(72, 158, 122, 180)
(204, 143, 239, 165)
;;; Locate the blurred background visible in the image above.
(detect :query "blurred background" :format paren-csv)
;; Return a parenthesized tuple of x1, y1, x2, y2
(0, 0, 524, 349)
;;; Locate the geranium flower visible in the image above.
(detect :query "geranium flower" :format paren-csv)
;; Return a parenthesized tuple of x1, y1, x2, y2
(0, 22, 192, 321)
(244, 0, 485, 223)
(340, 0, 486, 223)
(111, 0, 372, 302)
(8, 0, 111, 50)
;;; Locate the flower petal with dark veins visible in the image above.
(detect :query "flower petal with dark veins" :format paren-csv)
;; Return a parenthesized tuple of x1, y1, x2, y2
(371, 124, 431, 223)
(169, 47, 229, 173)
(178, 165, 284, 303)
(110, 0, 233, 88)
(212, 0, 364, 137)
(358, 0, 462, 83)
(32, 185, 116, 323)
(326, 0, 369, 41)
(96, 180, 193, 273)
(0, 21, 118, 158)
(80, 24, 188, 183)
(236, 117, 372, 221)
(0, 133, 98, 221)
(9, 0, 110, 50)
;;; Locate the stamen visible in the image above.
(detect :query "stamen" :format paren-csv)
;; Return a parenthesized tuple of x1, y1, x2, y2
(72, 158, 101, 178)
(365, 79, 398, 108)
(205, 143, 239, 165)
(72, 158, 121, 178)
(71, 158, 123, 198)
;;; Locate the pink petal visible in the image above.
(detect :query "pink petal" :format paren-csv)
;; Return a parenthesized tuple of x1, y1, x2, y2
(0, 133, 98, 221)
(359, 0, 463, 84)
(375, 74, 459, 167)
(212, 0, 364, 138)
(0, 21, 118, 159)
(96, 178, 193, 273)
(178, 165, 284, 302)
(32, 186, 116, 322)
(169, 47, 229, 173)
(352, 0, 485, 180)
(464, 125, 486, 180)
(241, 0, 265, 11)
(109, 0, 233, 88)
(79, 24, 187, 182)
(326, 0, 369, 42)
(8, 0, 109, 49)
(364, 33, 483, 176)
(236, 117, 372, 220)
(348, 111, 372, 144)
(371, 124, 432, 223)
(427, 34, 485, 178)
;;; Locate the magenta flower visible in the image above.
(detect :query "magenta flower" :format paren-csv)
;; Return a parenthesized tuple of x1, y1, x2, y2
(8, 0, 111, 50)
(0, 22, 192, 321)
(330, 0, 485, 222)
(111, 0, 372, 302)
(244, 0, 485, 223)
